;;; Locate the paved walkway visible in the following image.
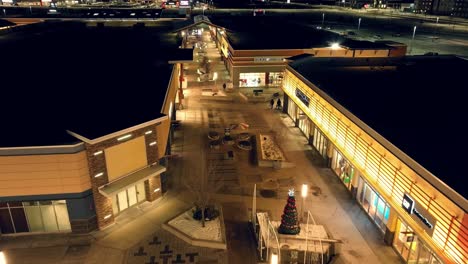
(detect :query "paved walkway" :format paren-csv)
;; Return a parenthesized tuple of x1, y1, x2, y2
(0, 25, 403, 264)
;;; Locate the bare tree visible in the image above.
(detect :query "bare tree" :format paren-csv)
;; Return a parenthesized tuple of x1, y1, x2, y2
(184, 147, 223, 227)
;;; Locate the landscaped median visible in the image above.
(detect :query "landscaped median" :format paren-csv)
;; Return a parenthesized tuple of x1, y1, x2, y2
(162, 205, 227, 250)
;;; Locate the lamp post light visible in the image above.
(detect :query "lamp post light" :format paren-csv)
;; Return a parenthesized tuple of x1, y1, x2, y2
(409, 25, 417, 54)
(0, 251, 6, 264)
(270, 252, 278, 264)
(358, 17, 361, 31)
(301, 184, 308, 222)
(322, 13, 325, 27)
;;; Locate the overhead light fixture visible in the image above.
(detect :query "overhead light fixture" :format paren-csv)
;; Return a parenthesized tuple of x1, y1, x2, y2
(104, 214, 112, 220)
(93, 150, 103, 156)
(117, 134, 132, 141)
(154, 188, 161, 193)
(145, 130, 153, 135)
(94, 172, 104, 178)
(149, 141, 157, 146)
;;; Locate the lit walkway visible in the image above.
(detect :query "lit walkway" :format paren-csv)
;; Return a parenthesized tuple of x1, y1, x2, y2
(172, 27, 403, 264)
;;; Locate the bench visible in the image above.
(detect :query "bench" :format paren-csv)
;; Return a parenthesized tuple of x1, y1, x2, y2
(253, 89, 263, 96)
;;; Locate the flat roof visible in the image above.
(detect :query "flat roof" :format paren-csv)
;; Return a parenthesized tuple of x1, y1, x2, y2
(0, 21, 185, 148)
(289, 55, 468, 199)
(208, 16, 391, 50)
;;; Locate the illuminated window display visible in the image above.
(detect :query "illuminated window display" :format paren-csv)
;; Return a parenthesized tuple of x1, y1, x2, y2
(239, 73, 265, 87)
(331, 149, 354, 190)
(297, 109, 311, 138)
(267, 72, 283, 86)
(394, 219, 443, 264)
(357, 177, 390, 232)
(313, 127, 328, 158)
(0, 200, 71, 234)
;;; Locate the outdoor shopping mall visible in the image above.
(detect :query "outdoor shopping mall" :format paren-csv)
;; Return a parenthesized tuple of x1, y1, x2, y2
(281, 55, 468, 264)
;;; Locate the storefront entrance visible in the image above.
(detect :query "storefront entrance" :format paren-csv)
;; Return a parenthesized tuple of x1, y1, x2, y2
(393, 218, 443, 264)
(312, 127, 328, 159)
(357, 177, 391, 232)
(297, 109, 311, 139)
(112, 182, 146, 215)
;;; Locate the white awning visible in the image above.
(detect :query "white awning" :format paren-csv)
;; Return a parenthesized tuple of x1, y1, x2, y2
(98, 164, 166, 197)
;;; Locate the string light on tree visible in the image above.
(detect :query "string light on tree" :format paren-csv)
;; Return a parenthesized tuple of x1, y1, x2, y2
(278, 188, 301, 235)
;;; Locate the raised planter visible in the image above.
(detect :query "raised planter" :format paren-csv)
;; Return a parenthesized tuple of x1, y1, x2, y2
(162, 205, 227, 250)
(237, 140, 252, 151)
(208, 131, 220, 140)
(255, 133, 294, 168)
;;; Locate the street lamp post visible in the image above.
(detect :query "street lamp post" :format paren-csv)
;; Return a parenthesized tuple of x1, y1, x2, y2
(358, 17, 361, 31)
(409, 26, 417, 54)
(301, 184, 308, 222)
(0, 251, 6, 264)
(321, 13, 325, 27)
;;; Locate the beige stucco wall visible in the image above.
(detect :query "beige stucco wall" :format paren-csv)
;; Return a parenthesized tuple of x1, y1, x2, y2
(0, 151, 91, 197)
(105, 136, 147, 181)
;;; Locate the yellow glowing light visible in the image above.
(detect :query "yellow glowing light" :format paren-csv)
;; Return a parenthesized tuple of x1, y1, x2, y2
(117, 134, 132, 141)
(330, 43, 340, 49)
(301, 184, 308, 198)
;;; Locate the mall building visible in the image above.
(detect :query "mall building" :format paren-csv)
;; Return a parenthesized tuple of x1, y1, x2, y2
(175, 16, 406, 89)
(0, 21, 191, 234)
(281, 55, 468, 264)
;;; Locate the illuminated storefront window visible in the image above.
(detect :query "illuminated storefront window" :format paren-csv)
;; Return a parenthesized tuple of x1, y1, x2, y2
(313, 127, 328, 158)
(287, 97, 297, 122)
(239, 73, 265, 87)
(394, 218, 443, 264)
(331, 149, 354, 190)
(357, 177, 390, 232)
(297, 108, 311, 139)
(0, 200, 71, 234)
(267, 72, 283, 86)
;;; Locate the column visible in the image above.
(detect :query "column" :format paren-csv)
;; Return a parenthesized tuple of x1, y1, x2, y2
(145, 175, 162, 202)
(384, 207, 398, 245)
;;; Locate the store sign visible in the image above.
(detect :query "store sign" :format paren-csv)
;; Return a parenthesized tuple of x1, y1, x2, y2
(295, 88, 310, 107)
(179, 0, 190, 8)
(254, 57, 283, 62)
(401, 193, 437, 236)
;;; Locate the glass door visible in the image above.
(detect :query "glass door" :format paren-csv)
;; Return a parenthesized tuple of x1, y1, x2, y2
(117, 190, 128, 212)
(127, 187, 138, 207)
(136, 182, 146, 202)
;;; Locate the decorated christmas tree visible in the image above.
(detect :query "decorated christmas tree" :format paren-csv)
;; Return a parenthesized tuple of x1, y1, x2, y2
(278, 189, 301, 235)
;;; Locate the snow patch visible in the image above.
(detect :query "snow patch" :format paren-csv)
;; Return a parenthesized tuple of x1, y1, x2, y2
(168, 210, 222, 242)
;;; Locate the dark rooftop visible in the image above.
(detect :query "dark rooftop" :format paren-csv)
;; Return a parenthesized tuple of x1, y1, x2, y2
(0, 21, 185, 147)
(208, 16, 391, 50)
(289, 55, 468, 199)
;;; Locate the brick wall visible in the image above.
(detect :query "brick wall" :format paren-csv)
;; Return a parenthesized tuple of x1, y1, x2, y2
(144, 174, 162, 202)
(85, 123, 160, 230)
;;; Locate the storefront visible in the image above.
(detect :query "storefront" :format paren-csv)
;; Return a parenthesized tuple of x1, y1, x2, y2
(0, 200, 71, 234)
(297, 108, 311, 140)
(239, 72, 266, 87)
(312, 127, 328, 159)
(330, 149, 354, 190)
(357, 177, 391, 232)
(393, 218, 443, 264)
(111, 182, 147, 215)
(287, 97, 297, 123)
